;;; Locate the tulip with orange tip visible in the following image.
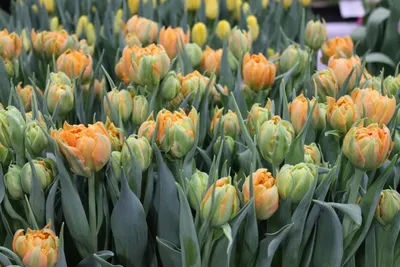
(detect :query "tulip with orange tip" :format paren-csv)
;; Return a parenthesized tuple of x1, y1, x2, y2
(0, 29, 22, 60)
(242, 168, 279, 220)
(351, 88, 396, 126)
(105, 117, 124, 151)
(327, 96, 361, 133)
(56, 49, 93, 84)
(138, 114, 156, 142)
(16, 82, 43, 112)
(321, 36, 353, 64)
(180, 70, 213, 101)
(201, 46, 222, 76)
(13, 223, 58, 267)
(51, 122, 111, 177)
(125, 15, 158, 45)
(289, 94, 319, 135)
(159, 26, 190, 59)
(115, 58, 130, 85)
(31, 30, 77, 58)
(242, 52, 276, 92)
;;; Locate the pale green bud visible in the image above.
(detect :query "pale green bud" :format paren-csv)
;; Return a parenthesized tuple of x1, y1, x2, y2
(187, 170, 209, 210)
(279, 45, 309, 76)
(375, 189, 400, 226)
(305, 20, 328, 50)
(4, 165, 23, 199)
(20, 159, 57, 194)
(383, 75, 400, 99)
(121, 135, 153, 172)
(360, 77, 382, 93)
(185, 43, 202, 67)
(110, 151, 122, 180)
(213, 135, 236, 155)
(6, 106, 26, 157)
(161, 71, 181, 101)
(132, 95, 149, 125)
(25, 121, 48, 155)
(304, 143, 321, 165)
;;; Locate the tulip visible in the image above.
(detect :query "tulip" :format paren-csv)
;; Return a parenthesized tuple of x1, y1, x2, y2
(317, 103, 327, 130)
(121, 44, 170, 87)
(312, 68, 338, 101)
(351, 88, 396, 125)
(246, 103, 272, 137)
(213, 135, 236, 155)
(13, 223, 58, 267)
(242, 168, 279, 220)
(132, 95, 149, 125)
(31, 30, 77, 58)
(104, 88, 133, 122)
(16, 82, 43, 112)
(327, 96, 361, 133)
(360, 77, 382, 93)
(242, 52, 276, 91)
(128, 0, 140, 14)
(187, 170, 209, 210)
(343, 123, 393, 170)
(375, 189, 400, 226)
(115, 59, 130, 85)
(180, 71, 213, 102)
(105, 118, 124, 151)
(20, 159, 57, 194)
(49, 17, 60, 32)
(51, 122, 111, 177)
(247, 15, 260, 41)
(304, 143, 321, 165)
(228, 27, 252, 59)
(113, 9, 124, 35)
(39, 0, 55, 12)
(299, 0, 311, 6)
(156, 108, 197, 158)
(288, 94, 319, 135)
(192, 22, 208, 47)
(4, 165, 23, 199)
(110, 151, 122, 180)
(279, 45, 309, 76)
(201, 46, 223, 76)
(210, 108, 240, 138)
(138, 114, 156, 142)
(25, 121, 48, 156)
(1, 106, 26, 157)
(3, 58, 15, 77)
(159, 26, 190, 59)
(226, 0, 236, 11)
(46, 79, 74, 117)
(0, 29, 22, 60)
(282, 0, 293, 9)
(210, 84, 229, 105)
(305, 20, 328, 50)
(200, 177, 240, 226)
(257, 116, 295, 166)
(161, 71, 181, 100)
(93, 78, 106, 103)
(121, 135, 153, 171)
(0, 110, 12, 149)
(21, 29, 30, 52)
(383, 75, 400, 98)
(26, 110, 46, 129)
(321, 36, 353, 64)
(186, 0, 201, 10)
(216, 20, 232, 40)
(125, 15, 158, 45)
(184, 43, 202, 67)
(276, 163, 317, 203)
(56, 49, 93, 83)
(76, 16, 89, 38)
(205, 0, 219, 19)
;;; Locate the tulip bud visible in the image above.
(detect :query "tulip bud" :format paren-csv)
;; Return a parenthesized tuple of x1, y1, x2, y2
(16, 82, 43, 112)
(289, 95, 319, 135)
(383, 75, 400, 98)
(186, 0, 201, 10)
(247, 15, 260, 41)
(31, 30, 78, 58)
(317, 103, 327, 130)
(4, 165, 23, 199)
(20, 159, 57, 194)
(242, 52, 276, 91)
(192, 22, 208, 47)
(206, 0, 219, 19)
(3, 59, 15, 77)
(105, 118, 124, 151)
(304, 143, 321, 165)
(128, 0, 139, 14)
(21, 29, 31, 52)
(321, 36, 353, 64)
(0, 110, 12, 149)
(375, 189, 400, 226)
(210, 108, 241, 138)
(138, 114, 156, 141)
(0, 143, 12, 166)
(180, 71, 212, 102)
(110, 151, 122, 180)
(299, 0, 311, 6)
(132, 95, 149, 125)
(56, 49, 93, 84)
(93, 78, 106, 103)
(281, 0, 293, 9)
(125, 15, 158, 46)
(229, 27, 252, 60)
(5, 106, 26, 157)
(161, 71, 181, 100)
(104, 88, 134, 122)
(0, 29, 22, 60)
(200, 177, 240, 226)
(276, 163, 317, 204)
(25, 121, 48, 156)
(216, 20, 232, 40)
(76, 16, 89, 38)
(279, 45, 309, 76)
(226, 0, 235, 11)
(305, 20, 328, 50)
(46, 79, 74, 117)
(312, 68, 338, 101)
(360, 77, 382, 93)
(257, 116, 295, 166)
(327, 96, 361, 133)
(39, 0, 54, 12)
(201, 46, 223, 76)
(213, 135, 236, 155)
(210, 83, 229, 104)
(50, 16, 60, 31)
(242, 168, 279, 220)
(246, 103, 272, 137)
(121, 135, 153, 171)
(25, 111, 47, 129)
(187, 170, 209, 210)
(159, 26, 190, 59)
(184, 43, 202, 67)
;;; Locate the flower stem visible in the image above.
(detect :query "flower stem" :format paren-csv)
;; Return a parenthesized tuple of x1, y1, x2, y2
(88, 173, 97, 248)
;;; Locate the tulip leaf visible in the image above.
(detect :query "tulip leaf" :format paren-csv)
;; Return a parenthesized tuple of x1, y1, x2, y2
(93, 254, 123, 267)
(0, 247, 23, 266)
(364, 223, 377, 267)
(0, 252, 12, 266)
(183, 112, 200, 180)
(3, 194, 29, 229)
(197, 147, 212, 169)
(198, 94, 210, 147)
(366, 7, 390, 50)
(26, 153, 45, 228)
(374, 215, 400, 267)
(312, 200, 343, 267)
(96, 182, 105, 234)
(178, 40, 193, 75)
(45, 178, 59, 232)
(324, 202, 362, 226)
(156, 237, 182, 267)
(219, 41, 234, 90)
(280, 79, 290, 121)
(143, 165, 154, 216)
(365, 53, 396, 68)
(0, 166, 4, 204)
(231, 61, 248, 118)
(124, 141, 143, 199)
(338, 67, 355, 98)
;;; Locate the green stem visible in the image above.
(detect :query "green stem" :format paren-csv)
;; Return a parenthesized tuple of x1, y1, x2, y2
(88, 174, 97, 248)
(201, 230, 214, 267)
(16, 154, 26, 166)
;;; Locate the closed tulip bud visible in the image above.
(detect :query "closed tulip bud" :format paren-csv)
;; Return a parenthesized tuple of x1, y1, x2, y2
(49, 71, 72, 86)
(25, 111, 47, 129)
(21, 29, 31, 52)
(184, 43, 202, 67)
(216, 20, 232, 40)
(121, 135, 153, 171)
(121, 44, 170, 87)
(186, 0, 201, 10)
(279, 45, 309, 76)
(375, 189, 400, 226)
(49, 16, 60, 31)
(317, 103, 327, 130)
(113, 9, 124, 35)
(383, 75, 400, 98)
(246, 103, 272, 137)
(76, 16, 89, 38)
(312, 68, 338, 101)
(226, 0, 236, 11)
(31, 30, 77, 58)
(5, 106, 26, 157)
(156, 108, 197, 158)
(262, 0, 269, 8)
(210, 109, 240, 138)
(300, 0, 311, 6)
(4, 165, 23, 199)
(343, 123, 393, 170)
(115, 59, 130, 85)
(159, 26, 190, 59)
(201, 46, 223, 76)
(187, 170, 209, 210)
(180, 71, 212, 102)
(304, 143, 321, 165)
(242, 168, 279, 220)
(20, 159, 56, 194)
(321, 36, 354, 64)
(39, 0, 55, 12)
(161, 71, 181, 100)
(277, 163, 317, 203)
(56, 49, 93, 84)
(132, 95, 149, 125)
(360, 77, 382, 93)
(247, 15, 260, 41)
(289, 95, 319, 135)
(51, 122, 111, 177)
(233, 0, 243, 20)
(229, 27, 252, 59)
(3, 59, 15, 77)
(93, 78, 106, 103)
(105, 118, 124, 151)
(46, 81, 74, 117)
(213, 135, 236, 155)
(85, 23, 96, 46)
(125, 16, 158, 45)
(242, 52, 276, 91)
(0, 29, 22, 60)
(104, 88, 133, 122)
(192, 22, 208, 47)
(0, 143, 12, 166)
(110, 151, 122, 180)
(128, 0, 139, 14)
(394, 131, 400, 155)
(25, 121, 48, 155)
(351, 88, 396, 125)
(138, 114, 156, 141)
(279, 0, 293, 9)
(305, 20, 328, 50)
(16, 83, 43, 112)
(257, 116, 295, 165)
(13, 223, 59, 267)
(0, 110, 12, 149)
(200, 177, 240, 226)
(205, 0, 218, 19)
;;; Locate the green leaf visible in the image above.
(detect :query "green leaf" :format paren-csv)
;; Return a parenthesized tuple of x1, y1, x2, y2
(326, 202, 362, 226)
(45, 178, 59, 231)
(219, 41, 234, 90)
(143, 165, 154, 215)
(26, 153, 45, 227)
(156, 237, 182, 267)
(55, 224, 67, 267)
(365, 53, 396, 68)
(350, 26, 366, 42)
(365, 7, 390, 50)
(364, 223, 377, 267)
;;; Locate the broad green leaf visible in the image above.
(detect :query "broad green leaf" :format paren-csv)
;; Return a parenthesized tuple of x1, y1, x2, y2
(364, 223, 377, 267)
(156, 237, 182, 267)
(365, 53, 396, 68)
(45, 178, 59, 232)
(365, 7, 390, 50)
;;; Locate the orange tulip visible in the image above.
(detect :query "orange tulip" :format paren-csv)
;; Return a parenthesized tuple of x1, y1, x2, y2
(159, 26, 190, 59)
(56, 49, 93, 83)
(16, 82, 43, 112)
(138, 114, 156, 142)
(115, 58, 130, 85)
(51, 122, 111, 177)
(105, 117, 124, 151)
(210, 108, 240, 137)
(0, 29, 22, 60)
(242, 168, 279, 220)
(321, 36, 353, 64)
(289, 94, 319, 135)
(125, 15, 158, 45)
(327, 96, 361, 133)
(242, 52, 276, 91)
(13, 223, 58, 267)
(200, 46, 222, 76)
(31, 30, 77, 58)
(351, 88, 396, 125)
(180, 70, 213, 101)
